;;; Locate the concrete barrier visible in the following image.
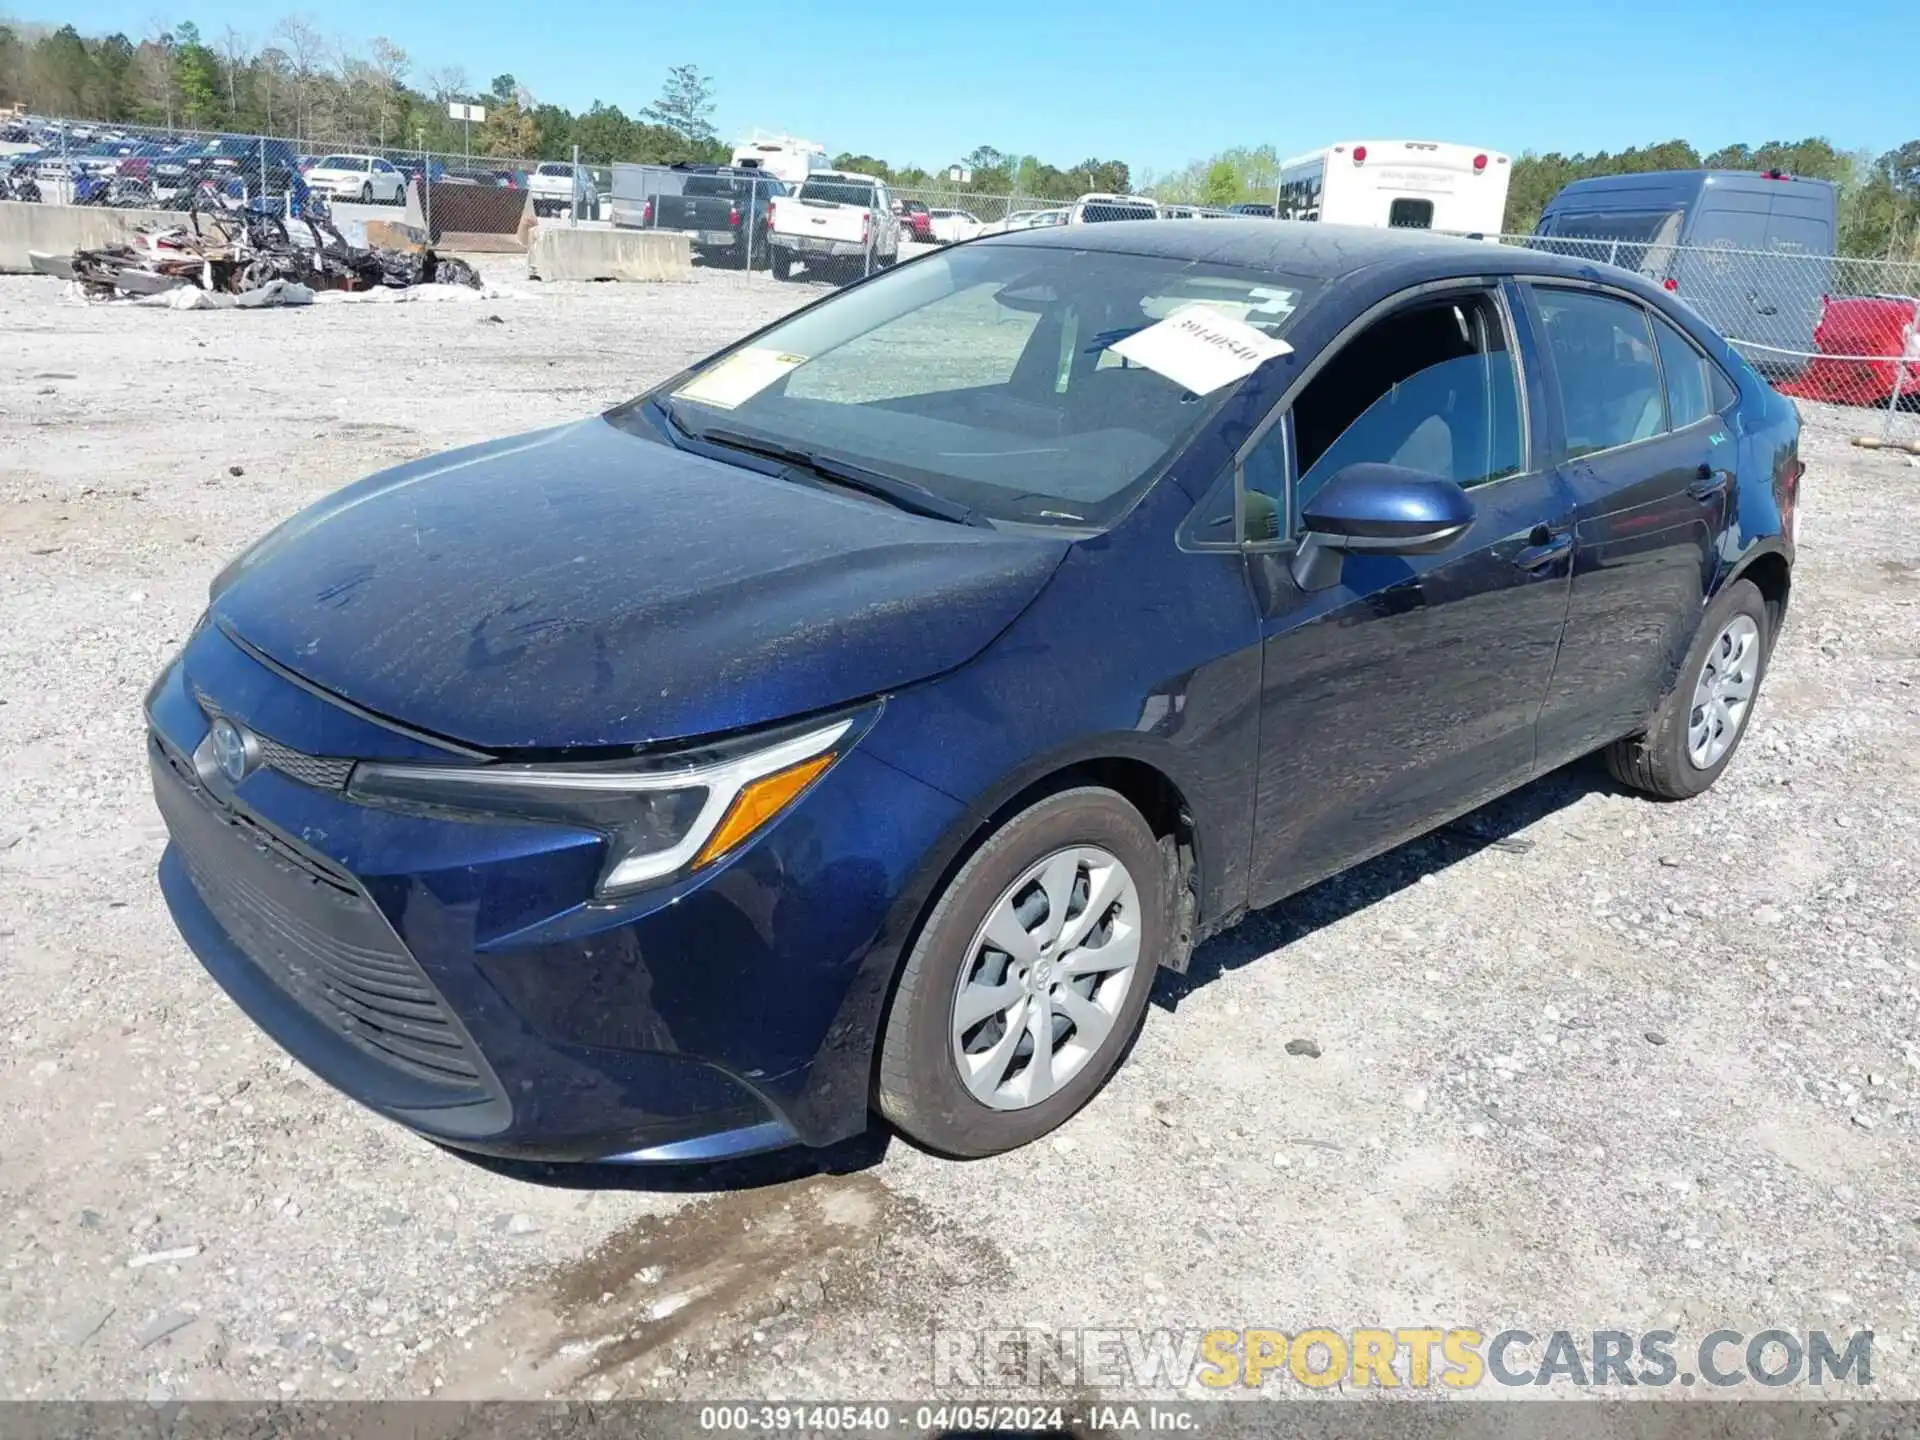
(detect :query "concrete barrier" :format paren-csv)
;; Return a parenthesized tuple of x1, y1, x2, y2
(527, 226, 693, 282)
(0, 200, 188, 274)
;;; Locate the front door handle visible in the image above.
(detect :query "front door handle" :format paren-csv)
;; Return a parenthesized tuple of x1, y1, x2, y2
(1515, 529, 1573, 570)
(1688, 464, 1730, 502)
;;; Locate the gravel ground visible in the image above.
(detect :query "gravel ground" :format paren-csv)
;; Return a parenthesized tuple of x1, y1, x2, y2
(1, 259, 1916, 1406)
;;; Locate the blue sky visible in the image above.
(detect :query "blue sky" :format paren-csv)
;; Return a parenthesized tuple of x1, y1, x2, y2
(57, 0, 1914, 176)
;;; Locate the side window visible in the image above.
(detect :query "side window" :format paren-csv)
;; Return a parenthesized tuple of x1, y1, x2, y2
(1533, 288, 1665, 457)
(1651, 314, 1711, 429)
(1288, 291, 1524, 519)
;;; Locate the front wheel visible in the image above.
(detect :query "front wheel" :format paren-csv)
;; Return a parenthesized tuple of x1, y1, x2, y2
(359, 182, 372, 203)
(876, 787, 1167, 1157)
(1606, 577, 1771, 799)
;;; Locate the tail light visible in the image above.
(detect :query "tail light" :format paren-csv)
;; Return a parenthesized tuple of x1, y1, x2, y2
(1663, 278, 1678, 291)
(641, 198, 653, 226)
(861, 212, 870, 244)
(1473, 153, 1488, 171)
(729, 203, 741, 226)
(765, 198, 777, 228)
(1352, 145, 1368, 164)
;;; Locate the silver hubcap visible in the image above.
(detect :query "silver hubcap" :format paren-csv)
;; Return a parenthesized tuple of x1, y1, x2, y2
(1688, 614, 1760, 770)
(950, 847, 1142, 1111)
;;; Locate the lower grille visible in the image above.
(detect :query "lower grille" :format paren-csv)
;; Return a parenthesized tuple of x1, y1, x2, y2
(152, 738, 488, 1094)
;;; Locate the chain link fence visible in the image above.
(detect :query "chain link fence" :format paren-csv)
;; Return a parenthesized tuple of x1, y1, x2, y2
(7, 112, 1917, 447)
(1494, 232, 1920, 447)
(0, 113, 580, 247)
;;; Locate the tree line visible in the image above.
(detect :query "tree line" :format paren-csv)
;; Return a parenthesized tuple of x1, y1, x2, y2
(827, 146, 1131, 204)
(0, 18, 732, 166)
(0, 18, 1127, 196)
(6, 16, 1919, 256)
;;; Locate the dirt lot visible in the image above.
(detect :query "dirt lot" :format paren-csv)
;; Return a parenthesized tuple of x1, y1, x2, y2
(1, 259, 1916, 1405)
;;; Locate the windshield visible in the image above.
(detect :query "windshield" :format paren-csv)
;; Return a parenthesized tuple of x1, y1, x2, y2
(684, 174, 762, 198)
(317, 155, 361, 170)
(1534, 208, 1686, 271)
(635, 244, 1314, 528)
(799, 179, 877, 207)
(537, 163, 570, 176)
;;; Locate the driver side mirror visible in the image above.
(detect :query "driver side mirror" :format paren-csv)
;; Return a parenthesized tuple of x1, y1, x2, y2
(1289, 463, 1475, 591)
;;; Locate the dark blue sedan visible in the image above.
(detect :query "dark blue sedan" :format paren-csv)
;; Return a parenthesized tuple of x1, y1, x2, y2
(147, 223, 1800, 1160)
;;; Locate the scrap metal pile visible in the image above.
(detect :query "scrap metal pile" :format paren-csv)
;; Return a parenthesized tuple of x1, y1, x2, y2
(34, 207, 481, 300)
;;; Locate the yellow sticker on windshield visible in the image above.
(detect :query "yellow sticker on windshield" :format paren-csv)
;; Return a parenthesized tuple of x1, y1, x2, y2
(674, 349, 807, 410)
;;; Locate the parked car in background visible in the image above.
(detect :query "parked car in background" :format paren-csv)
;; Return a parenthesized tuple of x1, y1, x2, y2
(1159, 204, 1233, 220)
(1229, 202, 1276, 217)
(895, 198, 934, 243)
(155, 137, 302, 204)
(766, 170, 902, 281)
(981, 207, 1068, 236)
(928, 208, 983, 244)
(1533, 169, 1838, 377)
(529, 160, 598, 219)
(303, 154, 407, 204)
(148, 224, 1798, 1166)
(634, 165, 787, 267)
(1067, 192, 1160, 223)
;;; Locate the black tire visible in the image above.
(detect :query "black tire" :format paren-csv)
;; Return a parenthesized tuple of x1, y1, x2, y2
(1605, 578, 1771, 799)
(876, 787, 1169, 1158)
(358, 182, 372, 203)
(770, 248, 792, 280)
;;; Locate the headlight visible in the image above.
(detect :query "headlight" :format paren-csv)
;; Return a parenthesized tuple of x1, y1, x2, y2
(347, 715, 859, 899)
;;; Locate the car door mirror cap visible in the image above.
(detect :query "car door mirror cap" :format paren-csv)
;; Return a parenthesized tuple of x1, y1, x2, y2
(1291, 463, 1475, 590)
(1301, 463, 1474, 552)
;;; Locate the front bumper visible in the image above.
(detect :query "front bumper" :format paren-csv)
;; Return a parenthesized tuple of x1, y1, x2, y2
(146, 623, 971, 1162)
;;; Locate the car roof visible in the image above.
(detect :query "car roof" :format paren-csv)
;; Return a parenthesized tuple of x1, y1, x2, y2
(980, 218, 1647, 289)
(1548, 169, 1838, 207)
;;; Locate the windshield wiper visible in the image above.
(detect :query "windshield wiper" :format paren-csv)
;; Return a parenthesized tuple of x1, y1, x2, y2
(662, 404, 988, 528)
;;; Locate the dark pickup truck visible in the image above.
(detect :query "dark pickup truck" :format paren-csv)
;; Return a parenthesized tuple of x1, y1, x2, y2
(634, 165, 787, 267)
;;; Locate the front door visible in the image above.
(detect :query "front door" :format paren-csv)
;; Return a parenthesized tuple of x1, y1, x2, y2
(1241, 284, 1577, 908)
(1524, 285, 1730, 767)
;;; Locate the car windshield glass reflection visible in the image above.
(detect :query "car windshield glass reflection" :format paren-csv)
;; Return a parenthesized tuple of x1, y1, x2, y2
(645, 246, 1313, 529)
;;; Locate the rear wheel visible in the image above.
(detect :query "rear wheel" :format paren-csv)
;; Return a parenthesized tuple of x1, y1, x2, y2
(876, 787, 1167, 1157)
(770, 248, 792, 280)
(1606, 577, 1771, 799)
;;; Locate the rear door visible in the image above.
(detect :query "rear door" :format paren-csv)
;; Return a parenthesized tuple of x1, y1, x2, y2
(1761, 186, 1837, 364)
(1526, 284, 1730, 769)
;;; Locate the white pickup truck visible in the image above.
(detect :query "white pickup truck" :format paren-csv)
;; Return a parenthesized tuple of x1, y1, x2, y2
(766, 171, 901, 281)
(529, 161, 598, 219)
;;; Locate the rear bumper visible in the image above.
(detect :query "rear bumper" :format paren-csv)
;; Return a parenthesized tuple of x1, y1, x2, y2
(771, 234, 866, 258)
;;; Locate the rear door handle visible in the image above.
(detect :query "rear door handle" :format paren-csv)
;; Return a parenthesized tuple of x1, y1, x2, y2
(1688, 464, 1730, 502)
(1515, 529, 1573, 570)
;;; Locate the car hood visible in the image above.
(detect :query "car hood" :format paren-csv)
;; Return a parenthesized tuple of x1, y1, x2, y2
(210, 417, 1068, 752)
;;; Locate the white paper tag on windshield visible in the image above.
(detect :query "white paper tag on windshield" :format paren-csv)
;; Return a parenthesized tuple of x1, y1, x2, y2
(674, 348, 807, 409)
(1109, 304, 1292, 395)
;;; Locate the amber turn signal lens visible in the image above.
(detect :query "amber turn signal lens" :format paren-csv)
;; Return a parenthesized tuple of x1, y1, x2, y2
(693, 753, 836, 869)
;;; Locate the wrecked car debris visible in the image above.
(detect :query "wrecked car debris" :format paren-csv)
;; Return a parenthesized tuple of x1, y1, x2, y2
(30, 203, 483, 300)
